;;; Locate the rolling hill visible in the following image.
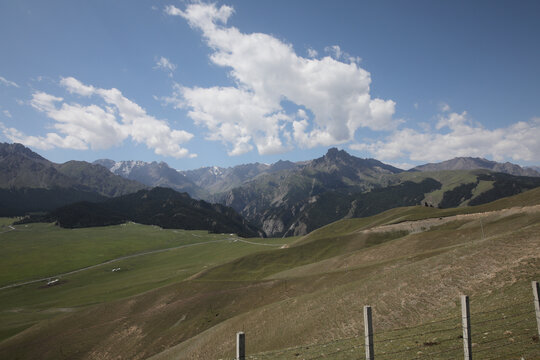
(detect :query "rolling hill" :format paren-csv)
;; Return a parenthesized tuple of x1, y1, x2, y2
(34, 187, 262, 237)
(0, 188, 538, 359)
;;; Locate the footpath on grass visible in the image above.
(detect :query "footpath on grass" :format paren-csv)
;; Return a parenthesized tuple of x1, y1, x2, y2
(0, 236, 276, 291)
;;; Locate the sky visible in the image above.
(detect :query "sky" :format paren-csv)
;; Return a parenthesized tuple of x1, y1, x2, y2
(1, 0, 539, 170)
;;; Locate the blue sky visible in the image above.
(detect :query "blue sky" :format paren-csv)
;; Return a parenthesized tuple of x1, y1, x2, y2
(1, 0, 539, 170)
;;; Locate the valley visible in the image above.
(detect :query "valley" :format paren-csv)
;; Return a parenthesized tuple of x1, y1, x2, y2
(3, 2, 539, 359)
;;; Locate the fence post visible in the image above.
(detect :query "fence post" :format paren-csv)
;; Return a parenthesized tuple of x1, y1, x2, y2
(461, 295, 472, 360)
(364, 305, 374, 360)
(533, 281, 540, 337)
(236, 331, 245, 360)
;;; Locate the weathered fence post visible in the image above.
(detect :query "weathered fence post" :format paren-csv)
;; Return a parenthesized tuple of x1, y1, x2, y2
(236, 331, 245, 360)
(461, 295, 472, 360)
(364, 305, 374, 360)
(533, 281, 540, 337)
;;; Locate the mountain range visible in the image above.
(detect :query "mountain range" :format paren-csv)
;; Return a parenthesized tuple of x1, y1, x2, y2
(93, 158, 302, 199)
(3, 142, 540, 237)
(95, 148, 540, 237)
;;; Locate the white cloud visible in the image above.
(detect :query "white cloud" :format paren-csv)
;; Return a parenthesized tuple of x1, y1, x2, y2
(154, 56, 177, 77)
(439, 102, 451, 112)
(307, 48, 318, 58)
(0, 76, 19, 88)
(324, 45, 343, 59)
(2, 77, 195, 158)
(1, 121, 87, 150)
(351, 112, 540, 163)
(324, 45, 361, 64)
(61, 76, 95, 96)
(164, 5, 183, 16)
(2, 110, 12, 118)
(165, 2, 395, 155)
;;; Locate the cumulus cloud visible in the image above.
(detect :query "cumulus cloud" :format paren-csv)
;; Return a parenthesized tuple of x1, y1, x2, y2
(351, 111, 540, 163)
(0, 76, 19, 88)
(2, 122, 88, 150)
(324, 45, 362, 64)
(165, 2, 395, 155)
(154, 56, 177, 77)
(3, 77, 195, 158)
(307, 48, 318, 58)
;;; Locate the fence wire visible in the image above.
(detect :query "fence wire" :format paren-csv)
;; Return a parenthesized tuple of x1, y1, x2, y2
(240, 295, 539, 360)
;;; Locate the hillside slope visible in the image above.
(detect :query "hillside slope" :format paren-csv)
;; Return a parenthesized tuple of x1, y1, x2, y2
(38, 187, 262, 238)
(1, 188, 539, 359)
(412, 156, 540, 177)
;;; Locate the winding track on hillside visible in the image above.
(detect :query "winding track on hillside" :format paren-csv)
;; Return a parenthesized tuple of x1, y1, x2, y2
(0, 235, 279, 291)
(362, 204, 540, 234)
(0, 225, 15, 234)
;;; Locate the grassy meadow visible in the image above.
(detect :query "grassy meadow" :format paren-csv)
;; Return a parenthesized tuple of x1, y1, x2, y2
(0, 223, 292, 344)
(0, 188, 539, 359)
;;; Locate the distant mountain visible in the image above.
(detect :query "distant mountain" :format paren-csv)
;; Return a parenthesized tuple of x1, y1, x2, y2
(55, 161, 146, 197)
(0, 143, 76, 189)
(96, 158, 301, 199)
(0, 143, 146, 215)
(215, 148, 404, 237)
(94, 159, 207, 199)
(209, 150, 540, 237)
(412, 157, 540, 177)
(281, 178, 442, 236)
(33, 187, 262, 238)
(526, 166, 540, 173)
(181, 161, 300, 195)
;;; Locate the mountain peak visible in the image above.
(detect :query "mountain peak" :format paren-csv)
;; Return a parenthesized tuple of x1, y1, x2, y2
(325, 147, 348, 159)
(0, 142, 48, 162)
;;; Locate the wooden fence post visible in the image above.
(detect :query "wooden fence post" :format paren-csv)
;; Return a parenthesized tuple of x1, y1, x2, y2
(533, 281, 540, 337)
(461, 295, 472, 360)
(364, 305, 374, 360)
(236, 331, 245, 360)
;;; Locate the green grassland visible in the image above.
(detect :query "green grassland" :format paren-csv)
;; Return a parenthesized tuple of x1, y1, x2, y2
(0, 223, 293, 344)
(0, 222, 290, 287)
(0, 217, 16, 227)
(0, 188, 539, 359)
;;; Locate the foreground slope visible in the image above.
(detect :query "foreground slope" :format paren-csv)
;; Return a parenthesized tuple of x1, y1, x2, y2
(0, 223, 290, 346)
(1, 188, 539, 359)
